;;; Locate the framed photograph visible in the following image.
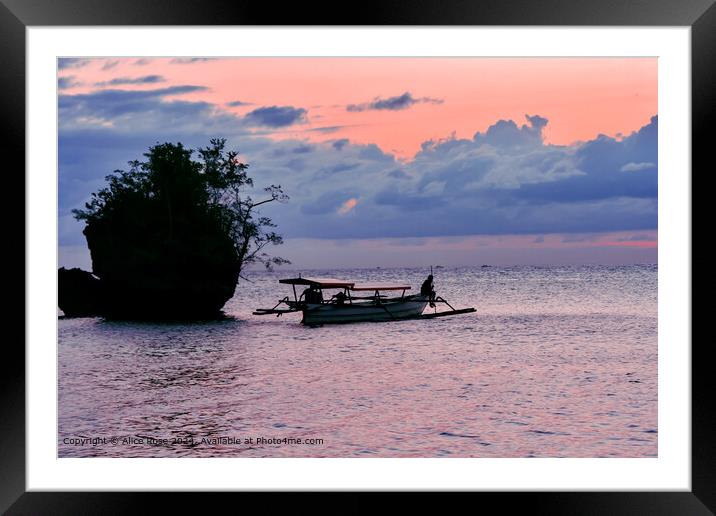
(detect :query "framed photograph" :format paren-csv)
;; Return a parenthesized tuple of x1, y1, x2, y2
(4, 0, 711, 512)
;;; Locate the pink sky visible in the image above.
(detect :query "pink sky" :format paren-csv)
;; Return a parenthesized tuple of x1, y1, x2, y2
(59, 57, 658, 267)
(59, 57, 657, 159)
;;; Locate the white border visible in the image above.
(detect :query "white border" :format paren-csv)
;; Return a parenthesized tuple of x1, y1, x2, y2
(27, 27, 690, 490)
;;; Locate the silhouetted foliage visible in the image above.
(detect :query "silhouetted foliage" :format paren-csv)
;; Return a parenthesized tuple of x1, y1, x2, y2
(71, 139, 289, 318)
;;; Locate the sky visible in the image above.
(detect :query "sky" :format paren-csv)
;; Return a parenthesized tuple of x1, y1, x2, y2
(58, 57, 658, 269)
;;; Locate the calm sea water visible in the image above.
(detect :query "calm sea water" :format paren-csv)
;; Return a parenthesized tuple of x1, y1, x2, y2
(58, 265, 657, 458)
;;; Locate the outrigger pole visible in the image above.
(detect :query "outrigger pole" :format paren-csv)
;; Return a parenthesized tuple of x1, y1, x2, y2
(418, 307, 476, 319)
(253, 296, 475, 319)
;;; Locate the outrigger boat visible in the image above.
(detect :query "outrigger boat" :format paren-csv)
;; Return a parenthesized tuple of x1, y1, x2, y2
(253, 276, 476, 325)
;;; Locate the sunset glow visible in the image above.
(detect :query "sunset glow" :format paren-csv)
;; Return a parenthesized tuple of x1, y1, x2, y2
(59, 57, 656, 158)
(59, 57, 658, 267)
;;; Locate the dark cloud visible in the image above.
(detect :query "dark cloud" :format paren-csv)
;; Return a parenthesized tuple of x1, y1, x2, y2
(347, 92, 443, 112)
(226, 100, 253, 107)
(388, 169, 410, 180)
(327, 162, 360, 173)
(305, 126, 344, 134)
(301, 191, 359, 215)
(357, 143, 394, 162)
(284, 158, 306, 172)
(101, 60, 120, 71)
(244, 106, 307, 127)
(332, 138, 349, 150)
(292, 144, 313, 154)
(374, 184, 447, 212)
(513, 116, 658, 203)
(58, 58, 91, 70)
(58, 76, 81, 90)
(271, 144, 314, 158)
(313, 162, 362, 178)
(59, 85, 210, 121)
(526, 114, 548, 130)
(96, 75, 166, 86)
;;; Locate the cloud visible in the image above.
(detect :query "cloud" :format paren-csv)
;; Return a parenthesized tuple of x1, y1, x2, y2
(301, 191, 360, 215)
(471, 114, 547, 148)
(102, 60, 120, 71)
(616, 233, 656, 242)
(388, 169, 410, 179)
(620, 161, 656, 172)
(291, 144, 313, 154)
(59, 85, 211, 125)
(280, 114, 656, 239)
(374, 184, 447, 212)
(58, 76, 82, 90)
(347, 92, 443, 112)
(58, 83, 658, 248)
(58, 58, 91, 70)
(526, 114, 548, 130)
(561, 234, 599, 243)
(400, 116, 654, 235)
(244, 106, 307, 127)
(305, 126, 344, 134)
(170, 58, 212, 64)
(95, 75, 166, 86)
(327, 162, 360, 173)
(357, 143, 394, 162)
(510, 116, 658, 203)
(332, 138, 349, 150)
(226, 100, 253, 107)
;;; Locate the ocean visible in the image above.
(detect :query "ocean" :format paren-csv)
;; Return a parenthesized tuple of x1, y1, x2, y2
(58, 264, 657, 458)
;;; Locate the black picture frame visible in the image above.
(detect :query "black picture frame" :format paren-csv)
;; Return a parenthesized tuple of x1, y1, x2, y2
(2, 0, 710, 513)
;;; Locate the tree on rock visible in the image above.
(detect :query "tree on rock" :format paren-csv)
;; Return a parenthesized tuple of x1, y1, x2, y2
(72, 138, 289, 319)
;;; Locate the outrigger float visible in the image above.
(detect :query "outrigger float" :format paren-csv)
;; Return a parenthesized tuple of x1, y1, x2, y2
(253, 276, 476, 325)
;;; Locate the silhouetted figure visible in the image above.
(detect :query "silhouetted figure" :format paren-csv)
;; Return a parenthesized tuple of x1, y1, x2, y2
(303, 287, 323, 304)
(420, 274, 436, 303)
(301, 287, 312, 303)
(333, 291, 347, 305)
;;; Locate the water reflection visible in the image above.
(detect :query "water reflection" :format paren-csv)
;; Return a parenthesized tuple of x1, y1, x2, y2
(59, 265, 657, 457)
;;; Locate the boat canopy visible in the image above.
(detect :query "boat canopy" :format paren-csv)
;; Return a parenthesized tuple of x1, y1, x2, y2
(350, 283, 411, 291)
(279, 277, 355, 289)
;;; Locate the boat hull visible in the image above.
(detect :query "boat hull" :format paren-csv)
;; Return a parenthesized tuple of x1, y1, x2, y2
(302, 295, 429, 325)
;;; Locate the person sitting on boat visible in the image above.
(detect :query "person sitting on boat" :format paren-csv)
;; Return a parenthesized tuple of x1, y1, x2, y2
(420, 274, 436, 305)
(302, 287, 323, 304)
(333, 291, 347, 305)
(420, 274, 434, 297)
